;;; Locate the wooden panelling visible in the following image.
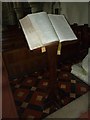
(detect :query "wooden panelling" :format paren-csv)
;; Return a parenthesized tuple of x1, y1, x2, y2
(2, 24, 89, 78)
(2, 27, 28, 51)
(3, 47, 48, 78)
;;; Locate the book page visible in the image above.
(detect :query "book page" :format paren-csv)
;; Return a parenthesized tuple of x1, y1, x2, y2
(20, 12, 58, 50)
(28, 12, 58, 45)
(48, 14, 77, 42)
(19, 16, 43, 50)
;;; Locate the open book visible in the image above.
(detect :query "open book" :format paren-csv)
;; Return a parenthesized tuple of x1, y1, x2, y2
(19, 12, 77, 50)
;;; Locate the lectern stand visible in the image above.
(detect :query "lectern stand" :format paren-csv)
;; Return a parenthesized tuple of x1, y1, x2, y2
(44, 41, 62, 108)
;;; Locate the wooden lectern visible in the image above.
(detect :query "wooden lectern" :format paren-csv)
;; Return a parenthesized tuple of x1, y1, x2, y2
(19, 12, 77, 108)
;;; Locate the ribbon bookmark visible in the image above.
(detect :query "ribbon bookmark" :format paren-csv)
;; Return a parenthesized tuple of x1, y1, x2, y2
(41, 46, 46, 53)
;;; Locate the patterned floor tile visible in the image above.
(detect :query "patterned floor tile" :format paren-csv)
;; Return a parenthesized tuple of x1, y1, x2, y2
(10, 67, 89, 119)
(14, 88, 30, 101)
(22, 109, 43, 119)
(30, 91, 47, 106)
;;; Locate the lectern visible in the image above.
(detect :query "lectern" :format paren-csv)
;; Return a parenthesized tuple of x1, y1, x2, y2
(19, 12, 77, 108)
(45, 41, 61, 107)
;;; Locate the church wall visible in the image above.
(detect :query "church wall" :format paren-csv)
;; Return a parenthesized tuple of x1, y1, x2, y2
(60, 2, 88, 25)
(42, 2, 88, 25)
(2, 2, 89, 28)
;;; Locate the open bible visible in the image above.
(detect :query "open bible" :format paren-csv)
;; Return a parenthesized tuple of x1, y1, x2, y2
(19, 12, 77, 50)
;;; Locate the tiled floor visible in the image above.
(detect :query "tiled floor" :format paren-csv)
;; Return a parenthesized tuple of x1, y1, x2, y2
(10, 66, 89, 119)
